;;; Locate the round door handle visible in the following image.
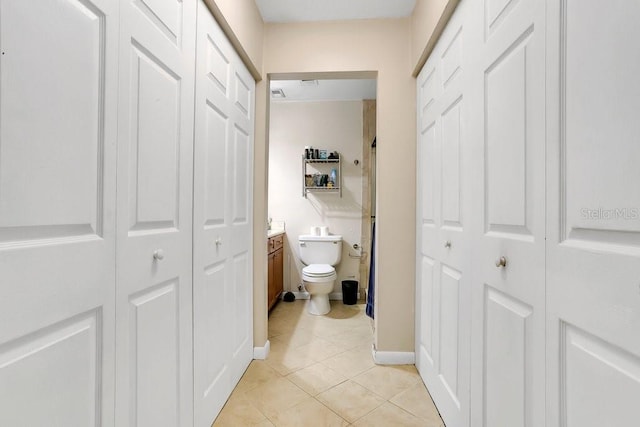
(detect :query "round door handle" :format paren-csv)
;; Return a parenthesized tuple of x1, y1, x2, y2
(444, 241, 452, 248)
(153, 249, 165, 261)
(215, 237, 223, 246)
(495, 256, 507, 268)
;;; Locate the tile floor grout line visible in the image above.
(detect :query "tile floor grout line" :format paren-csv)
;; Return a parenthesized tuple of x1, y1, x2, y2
(214, 300, 443, 426)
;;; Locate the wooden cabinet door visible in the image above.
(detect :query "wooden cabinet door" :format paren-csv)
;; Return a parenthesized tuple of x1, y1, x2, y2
(274, 248, 284, 303)
(268, 251, 276, 309)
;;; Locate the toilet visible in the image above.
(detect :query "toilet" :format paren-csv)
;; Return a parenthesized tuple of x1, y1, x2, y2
(298, 234, 343, 315)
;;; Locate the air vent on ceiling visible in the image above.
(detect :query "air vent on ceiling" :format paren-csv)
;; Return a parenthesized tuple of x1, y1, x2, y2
(300, 79, 318, 86)
(271, 88, 286, 98)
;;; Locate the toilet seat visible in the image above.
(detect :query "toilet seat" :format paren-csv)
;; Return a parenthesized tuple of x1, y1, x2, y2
(302, 264, 336, 281)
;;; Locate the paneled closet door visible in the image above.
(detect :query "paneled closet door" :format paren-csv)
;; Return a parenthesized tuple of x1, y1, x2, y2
(469, 0, 546, 425)
(114, 0, 196, 425)
(416, 2, 471, 425)
(0, 0, 119, 425)
(193, 1, 255, 425)
(546, 1, 640, 426)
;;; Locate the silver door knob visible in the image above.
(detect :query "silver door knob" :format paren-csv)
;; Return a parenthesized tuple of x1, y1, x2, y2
(444, 241, 452, 248)
(153, 249, 165, 261)
(215, 237, 223, 246)
(495, 256, 507, 268)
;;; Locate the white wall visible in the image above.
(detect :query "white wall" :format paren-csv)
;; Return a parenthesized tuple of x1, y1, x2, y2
(268, 100, 363, 294)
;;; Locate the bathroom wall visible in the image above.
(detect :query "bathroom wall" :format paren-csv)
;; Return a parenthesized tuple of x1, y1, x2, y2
(268, 100, 363, 295)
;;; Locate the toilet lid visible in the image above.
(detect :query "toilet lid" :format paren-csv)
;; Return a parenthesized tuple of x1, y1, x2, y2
(302, 264, 335, 277)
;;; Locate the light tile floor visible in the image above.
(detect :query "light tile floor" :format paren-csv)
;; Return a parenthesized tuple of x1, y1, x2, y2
(213, 300, 444, 426)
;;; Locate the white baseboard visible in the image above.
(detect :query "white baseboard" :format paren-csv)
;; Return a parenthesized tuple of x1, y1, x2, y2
(284, 291, 362, 301)
(371, 345, 415, 365)
(253, 340, 270, 360)
(329, 292, 361, 301)
(291, 291, 309, 300)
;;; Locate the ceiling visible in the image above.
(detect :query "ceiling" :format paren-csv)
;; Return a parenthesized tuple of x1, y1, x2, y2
(255, 0, 416, 23)
(270, 79, 376, 102)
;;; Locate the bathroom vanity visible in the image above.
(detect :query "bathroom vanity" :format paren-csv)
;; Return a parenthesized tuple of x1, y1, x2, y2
(267, 232, 284, 310)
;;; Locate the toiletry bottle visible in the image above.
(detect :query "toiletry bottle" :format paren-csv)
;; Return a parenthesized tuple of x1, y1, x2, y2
(330, 168, 337, 186)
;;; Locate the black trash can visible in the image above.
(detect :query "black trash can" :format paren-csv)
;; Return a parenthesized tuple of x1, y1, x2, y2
(342, 280, 358, 305)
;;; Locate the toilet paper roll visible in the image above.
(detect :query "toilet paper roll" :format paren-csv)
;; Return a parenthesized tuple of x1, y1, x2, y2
(319, 226, 329, 236)
(310, 226, 320, 236)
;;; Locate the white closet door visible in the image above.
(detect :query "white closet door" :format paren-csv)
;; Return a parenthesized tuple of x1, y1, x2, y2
(193, 1, 255, 425)
(546, 1, 640, 426)
(468, 0, 547, 426)
(114, 0, 196, 425)
(0, 0, 118, 425)
(416, 3, 471, 425)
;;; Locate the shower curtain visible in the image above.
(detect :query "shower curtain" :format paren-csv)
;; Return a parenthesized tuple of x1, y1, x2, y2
(366, 221, 375, 319)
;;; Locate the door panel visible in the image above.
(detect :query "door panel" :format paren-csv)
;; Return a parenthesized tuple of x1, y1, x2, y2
(0, 312, 101, 426)
(204, 104, 229, 229)
(546, 1, 640, 426)
(129, 280, 180, 426)
(0, 0, 118, 424)
(232, 126, 250, 224)
(133, 0, 182, 42)
(485, 32, 533, 237)
(470, 0, 546, 426)
(128, 45, 181, 232)
(419, 257, 436, 362)
(416, 3, 471, 425)
(484, 287, 533, 427)
(115, 0, 196, 424)
(193, 1, 255, 425)
(202, 261, 230, 396)
(442, 29, 462, 88)
(232, 253, 251, 357)
(0, 0, 105, 240)
(439, 265, 461, 401)
(441, 99, 462, 228)
(561, 324, 640, 426)
(421, 121, 438, 229)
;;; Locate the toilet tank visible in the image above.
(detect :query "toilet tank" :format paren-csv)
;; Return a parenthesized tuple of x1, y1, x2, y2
(298, 235, 343, 266)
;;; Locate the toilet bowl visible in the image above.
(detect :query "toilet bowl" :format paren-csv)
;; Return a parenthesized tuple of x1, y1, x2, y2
(298, 233, 342, 315)
(302, 264, 337, 315)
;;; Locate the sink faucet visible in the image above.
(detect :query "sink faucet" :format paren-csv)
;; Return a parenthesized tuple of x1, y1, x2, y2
(267, 217, 272, 230)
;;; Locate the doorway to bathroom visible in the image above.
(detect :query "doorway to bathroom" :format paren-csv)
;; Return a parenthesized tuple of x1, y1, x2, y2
(266, 73, 377, 317)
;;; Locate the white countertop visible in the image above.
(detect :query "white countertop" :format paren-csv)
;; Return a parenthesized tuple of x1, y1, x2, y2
(268, 220, 285, 238)
(267, 229, 285, 238)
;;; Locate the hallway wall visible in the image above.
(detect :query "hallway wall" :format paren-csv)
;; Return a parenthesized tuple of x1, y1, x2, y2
(207, 1, 457, 353)
(263, 19, 416, 353)
(411, 0, 460, 75)
(203, 0, 264, 78)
